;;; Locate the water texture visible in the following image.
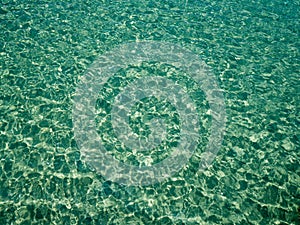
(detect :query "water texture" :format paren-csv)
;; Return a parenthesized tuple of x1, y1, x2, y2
(0, 0, 299, 224)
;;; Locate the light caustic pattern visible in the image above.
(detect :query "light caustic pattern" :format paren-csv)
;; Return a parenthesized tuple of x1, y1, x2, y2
(72, 41, 226, 186)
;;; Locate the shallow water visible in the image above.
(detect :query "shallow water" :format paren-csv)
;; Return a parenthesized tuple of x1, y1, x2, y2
(0, 0, 299, 224)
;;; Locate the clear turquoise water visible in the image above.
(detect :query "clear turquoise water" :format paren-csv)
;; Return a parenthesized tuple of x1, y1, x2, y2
(0, 0, 299, 224)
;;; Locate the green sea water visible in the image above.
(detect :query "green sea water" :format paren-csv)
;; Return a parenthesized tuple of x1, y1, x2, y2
(0, 0, 299, 224)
